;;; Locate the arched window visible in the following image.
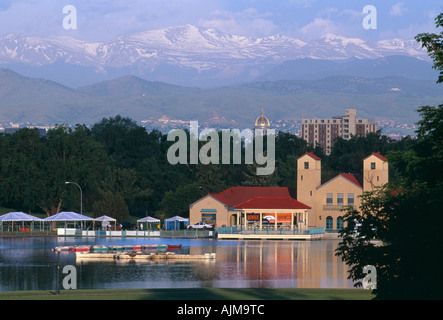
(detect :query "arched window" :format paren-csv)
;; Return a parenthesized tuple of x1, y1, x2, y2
(326, 216, 333, 231)
(336, 216, 344, 230)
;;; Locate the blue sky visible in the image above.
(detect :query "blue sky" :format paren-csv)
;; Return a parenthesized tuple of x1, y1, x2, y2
(0, 0, 441, 42)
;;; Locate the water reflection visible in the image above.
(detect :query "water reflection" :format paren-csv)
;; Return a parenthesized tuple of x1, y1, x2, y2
(0, 237, 355, 291)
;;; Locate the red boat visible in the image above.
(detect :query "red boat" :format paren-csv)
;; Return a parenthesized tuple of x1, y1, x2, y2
(167, 244, 182, 250)
(71, 246, 90, 252)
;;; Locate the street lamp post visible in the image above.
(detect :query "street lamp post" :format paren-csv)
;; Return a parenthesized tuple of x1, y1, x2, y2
(55, 247, 61, 295)
(65, 181, 82, 214)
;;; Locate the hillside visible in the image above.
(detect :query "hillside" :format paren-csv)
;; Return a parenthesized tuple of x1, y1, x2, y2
(0, 68, 442, 129)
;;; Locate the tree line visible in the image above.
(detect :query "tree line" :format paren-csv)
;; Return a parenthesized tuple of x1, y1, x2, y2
(0, 114, 417, 222)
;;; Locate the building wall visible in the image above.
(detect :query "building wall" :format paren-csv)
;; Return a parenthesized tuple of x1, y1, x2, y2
(297, 154, 321, 226)
(301, 108, 377, 155)
(363, 155, 389, 192)
(296, 152, 388, 230)
(189, 196, 233, 227)
(315, 176, 363, 230)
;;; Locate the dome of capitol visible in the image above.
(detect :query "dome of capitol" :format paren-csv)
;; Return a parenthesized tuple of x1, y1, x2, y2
(255, 108, 270, 128)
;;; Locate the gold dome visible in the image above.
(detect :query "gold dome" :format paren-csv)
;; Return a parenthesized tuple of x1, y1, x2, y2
(255, 108, 270, 128)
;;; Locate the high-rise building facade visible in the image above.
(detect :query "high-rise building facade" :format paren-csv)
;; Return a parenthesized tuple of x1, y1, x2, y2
(301, 108, 377, 154)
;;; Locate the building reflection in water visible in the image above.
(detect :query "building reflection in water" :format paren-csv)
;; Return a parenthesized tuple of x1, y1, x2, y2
(190, 240, 354, 289)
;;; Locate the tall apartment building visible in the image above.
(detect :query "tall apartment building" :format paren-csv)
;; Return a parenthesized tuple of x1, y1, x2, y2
(301, 108, 377, 154)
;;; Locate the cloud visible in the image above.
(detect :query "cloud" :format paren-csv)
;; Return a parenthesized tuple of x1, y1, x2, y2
(389, 3, 408, 17)
(198, 8, 278, 37)
(298, 18, 338, 39)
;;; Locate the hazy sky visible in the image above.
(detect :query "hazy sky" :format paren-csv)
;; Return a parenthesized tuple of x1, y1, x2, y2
(0, 0, 441, 42)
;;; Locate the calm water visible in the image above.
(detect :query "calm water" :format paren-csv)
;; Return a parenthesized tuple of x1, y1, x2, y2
(0, 237, 356, 291)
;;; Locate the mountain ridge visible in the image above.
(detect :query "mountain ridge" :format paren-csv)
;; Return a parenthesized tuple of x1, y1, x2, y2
(1, 67, 442, 131)
(0, 25, 429, 87)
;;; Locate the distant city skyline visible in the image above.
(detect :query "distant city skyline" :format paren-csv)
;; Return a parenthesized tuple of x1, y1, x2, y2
(0, 1, 440, 42)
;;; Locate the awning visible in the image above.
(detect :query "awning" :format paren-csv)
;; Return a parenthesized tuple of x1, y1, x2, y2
(43, 211, 93, 221)
(94, 215, 116, 222)
(0, 212, 43, 221)
(137, 216, 160, 223)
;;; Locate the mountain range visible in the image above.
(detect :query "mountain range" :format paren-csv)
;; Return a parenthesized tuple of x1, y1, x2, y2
(1, 66, 442, 132)
(0, 24, 432, 87)
(0, 25, 441, 134)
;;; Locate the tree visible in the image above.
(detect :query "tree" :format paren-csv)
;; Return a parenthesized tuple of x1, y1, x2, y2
(0, 125, 109, 216)
(159, 183, 202, 218)
(92, 190, 129, 223)
(415, 13, 443, 83)
(336, 13, 443, 299)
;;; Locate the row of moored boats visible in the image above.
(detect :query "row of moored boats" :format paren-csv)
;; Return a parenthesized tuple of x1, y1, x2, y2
(53, 244, 182, 253)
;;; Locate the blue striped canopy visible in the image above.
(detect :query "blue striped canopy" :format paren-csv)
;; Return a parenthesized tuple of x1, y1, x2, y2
(43, 211, 93, 221)
(0, 212, 43, 221)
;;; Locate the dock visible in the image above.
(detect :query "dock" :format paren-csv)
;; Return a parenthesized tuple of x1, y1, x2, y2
(53, 244, 216, 261)
(75, 251, 216, 261)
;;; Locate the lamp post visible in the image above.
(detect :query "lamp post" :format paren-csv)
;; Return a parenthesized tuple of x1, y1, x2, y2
(65, 181, 82, 215)
(55, 247, 61, 295)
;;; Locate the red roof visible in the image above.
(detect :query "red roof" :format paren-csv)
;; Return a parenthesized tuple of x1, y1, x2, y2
(304, 152, 321, 160)
(371, 152, 387, 161)
(209, 187, 290, 207)
(365, 152, 387, 161)
(234, 197, 311, 210)
(339, 173, 363, 188)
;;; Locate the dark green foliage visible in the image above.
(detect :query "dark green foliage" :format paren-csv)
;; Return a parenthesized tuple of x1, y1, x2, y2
(336, 14, 443, 299)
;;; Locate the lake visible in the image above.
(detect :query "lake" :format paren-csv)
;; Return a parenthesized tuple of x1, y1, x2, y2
(0, 236, 356, 291)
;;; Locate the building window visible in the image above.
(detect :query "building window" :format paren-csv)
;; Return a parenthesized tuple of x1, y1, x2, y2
(336, 216, 344, 230)
(304, 162, 309, 169)
(377, 176, 379, 182)
(348, 193, 354, 206)
(326, 193, 333, 205)
(371, 162, 376, 170)
(301, 175, 303, 181)
(326, 216, 333, 231)
(201, 213, 216, 225)
(337, 193, 344, 205)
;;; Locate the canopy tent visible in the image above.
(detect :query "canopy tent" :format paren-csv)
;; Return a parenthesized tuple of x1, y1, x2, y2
(0, 212, 43, 232)
(0, 212, 43, 221)
(44, 211, 94, 229)
(137, 216, 160, 230)
(164, 216, 189, 230)
(93, 215, 117, 230)
(44, 211, 94, 221)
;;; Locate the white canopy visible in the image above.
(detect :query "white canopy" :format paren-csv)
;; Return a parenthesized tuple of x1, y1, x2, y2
(165, 216, 188, 222)
(137, 216, 160, 223)
(44, 211, 93, 221)
(0, 212, 43, 221)
(94, 215, 116, 222)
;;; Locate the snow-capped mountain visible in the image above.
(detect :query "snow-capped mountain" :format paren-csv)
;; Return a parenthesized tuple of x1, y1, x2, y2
(0, 25, 428, 86)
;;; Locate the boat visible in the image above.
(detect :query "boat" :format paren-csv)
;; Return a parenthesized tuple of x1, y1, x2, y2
(53, 246, 71, 252)
(156, 244, 167, 250)
(108, 245, 123, 251)
(71, 245, 90, 252)
(133, 245, 142, 251)
(91, 245, 108, 252)
(141, 244, 157, 250)
(167, 244, 182, 250)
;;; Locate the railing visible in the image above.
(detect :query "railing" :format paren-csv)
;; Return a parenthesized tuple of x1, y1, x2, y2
(323, 205, 352, 211)
(217, 226, 325, 236)
(160, 229, 215, 238)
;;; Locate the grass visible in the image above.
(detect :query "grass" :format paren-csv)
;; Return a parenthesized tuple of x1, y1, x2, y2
(0, 288, 374, 300)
